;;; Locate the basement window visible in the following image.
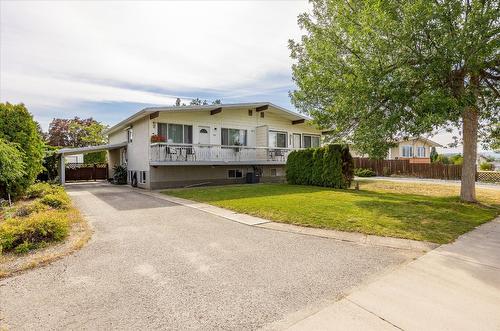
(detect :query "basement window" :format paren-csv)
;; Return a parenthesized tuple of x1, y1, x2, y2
(228, 169, 243, 178)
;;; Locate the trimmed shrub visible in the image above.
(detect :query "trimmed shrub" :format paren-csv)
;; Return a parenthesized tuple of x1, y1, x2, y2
(0, 210, 70, 253)
(25, 182, 54, 198)
(354, 168, 376, 177)
(480, 162, 494, 171)
(286, 144, 353, 188)
(14, 201, 48, 217)
(40, 191, 70, 209)
(113, 165, 127, 185)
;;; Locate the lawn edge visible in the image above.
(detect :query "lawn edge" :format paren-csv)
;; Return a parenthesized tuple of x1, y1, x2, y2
(141, 189, 439, 252)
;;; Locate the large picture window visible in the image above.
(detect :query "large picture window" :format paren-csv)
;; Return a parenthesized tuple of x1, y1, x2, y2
(269, 131, 287, 148)
(157, 123, 193, 144)
(401, 146, 413, 157)
(416, 146, 426, 157)
(221, 128, 247, 146)
(303, 135, 320, 148)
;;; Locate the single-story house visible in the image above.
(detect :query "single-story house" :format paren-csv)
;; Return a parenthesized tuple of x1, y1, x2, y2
(58, 102, 323, 189)
(351, 137, 442, 164)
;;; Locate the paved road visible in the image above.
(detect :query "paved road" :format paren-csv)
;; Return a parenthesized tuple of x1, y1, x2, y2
(1, 183, 418, 330)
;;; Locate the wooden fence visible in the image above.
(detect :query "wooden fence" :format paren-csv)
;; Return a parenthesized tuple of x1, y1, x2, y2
(353, 158, 462, 180)
(65, 163, 108, 181)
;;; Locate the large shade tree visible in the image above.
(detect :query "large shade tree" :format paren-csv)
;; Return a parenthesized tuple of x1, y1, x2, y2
(289, 0, 499, 202)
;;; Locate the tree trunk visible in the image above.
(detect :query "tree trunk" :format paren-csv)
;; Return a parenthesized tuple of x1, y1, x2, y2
(460, 106, 478, 202)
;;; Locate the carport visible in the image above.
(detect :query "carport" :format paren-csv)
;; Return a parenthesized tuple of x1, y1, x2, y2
(57, 142, 127, 184)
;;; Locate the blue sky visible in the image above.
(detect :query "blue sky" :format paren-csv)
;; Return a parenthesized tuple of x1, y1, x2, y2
(0, 1, 305, 129)
(0, 1, 470, 152)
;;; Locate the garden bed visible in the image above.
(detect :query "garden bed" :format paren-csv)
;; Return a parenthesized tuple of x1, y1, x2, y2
(0, 183, 91, 278)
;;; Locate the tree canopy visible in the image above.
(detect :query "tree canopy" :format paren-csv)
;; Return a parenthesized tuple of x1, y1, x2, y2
(0, 139, 26, 202)
(290, 0, 499, 201)
(47, 117, 108, 147)
(0, 103, 44, 198)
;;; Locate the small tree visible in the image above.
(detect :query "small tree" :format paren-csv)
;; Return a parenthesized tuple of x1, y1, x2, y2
(430, 147, 439, 163)
(0, 139, 26, 204)
(0, 103, 44, 197)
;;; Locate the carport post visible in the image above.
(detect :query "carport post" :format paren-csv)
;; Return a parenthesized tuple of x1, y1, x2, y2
(60, 154, 65, 185)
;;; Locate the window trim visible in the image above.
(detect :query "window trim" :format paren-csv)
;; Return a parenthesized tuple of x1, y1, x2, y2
(157, 122, 193, 144)
(269, 130, 288, 148)
(303, 134, 320, 148)
(401, 145, 414, 158)
(138, 171, 147, 184)
(416, 146, 426, 158)
(228, 169, 243, 179)
(221, 128, 247, 146)
(127, 128, 133, 143)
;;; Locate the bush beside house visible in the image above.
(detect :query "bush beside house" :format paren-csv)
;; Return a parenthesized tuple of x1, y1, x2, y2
(286, 144, 353, 188)
(0, 183, 73, 254)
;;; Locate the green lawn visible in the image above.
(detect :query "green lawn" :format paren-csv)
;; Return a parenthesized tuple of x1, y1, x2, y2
(163, 181, 500, 244)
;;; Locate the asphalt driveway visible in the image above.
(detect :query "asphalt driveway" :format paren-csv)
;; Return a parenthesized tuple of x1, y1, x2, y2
(1, 183, 419, 330)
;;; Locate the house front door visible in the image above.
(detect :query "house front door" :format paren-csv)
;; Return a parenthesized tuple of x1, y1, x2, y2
(198, 126, 210, 144)
(198, 126, 210, 161)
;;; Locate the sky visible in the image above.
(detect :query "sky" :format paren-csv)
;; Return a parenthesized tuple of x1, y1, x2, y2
(0, 1, 471, 153)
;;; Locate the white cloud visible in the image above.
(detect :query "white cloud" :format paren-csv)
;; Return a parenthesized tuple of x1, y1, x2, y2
(1, 1, 309, 110)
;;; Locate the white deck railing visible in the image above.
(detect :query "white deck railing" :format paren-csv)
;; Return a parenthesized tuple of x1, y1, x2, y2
(150, 143, 297, 164)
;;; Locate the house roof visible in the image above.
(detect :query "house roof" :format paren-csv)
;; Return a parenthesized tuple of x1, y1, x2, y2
(57, 142, 128, 155)
(398, 136, 443, 147)
(105, 102, 311, 136)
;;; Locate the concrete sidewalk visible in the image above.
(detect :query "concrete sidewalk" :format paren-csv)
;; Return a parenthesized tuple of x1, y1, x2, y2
(283, 217, 500, 331)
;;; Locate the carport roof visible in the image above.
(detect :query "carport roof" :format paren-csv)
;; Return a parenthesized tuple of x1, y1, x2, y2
(57, 142, 127, 156)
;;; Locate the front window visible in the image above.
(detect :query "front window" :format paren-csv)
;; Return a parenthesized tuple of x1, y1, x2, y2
(269, 131, 287, 148)
(416, 146, 426, 157)
(303, 135, 320, 148)
(127, 129, 133, 143)
(401, 146, 413, 157)
(221, 128, 247, 146)
(157, 123, 193, 144)
(228, 169, 243, 178)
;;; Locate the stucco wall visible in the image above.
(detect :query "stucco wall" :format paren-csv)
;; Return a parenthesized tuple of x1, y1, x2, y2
(150, 165, 286, 189)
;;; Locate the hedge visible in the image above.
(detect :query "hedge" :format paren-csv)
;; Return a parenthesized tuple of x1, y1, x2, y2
(286, 144, 354, 188)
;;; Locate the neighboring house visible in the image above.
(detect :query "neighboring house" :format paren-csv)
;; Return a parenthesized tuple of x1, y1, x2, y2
(350, 137, 442, 164)
(88, 102, 323, 189)
(389, 137, 442, 164)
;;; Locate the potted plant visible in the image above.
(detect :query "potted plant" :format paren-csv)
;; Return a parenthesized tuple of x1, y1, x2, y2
(151, 134, 166, 143)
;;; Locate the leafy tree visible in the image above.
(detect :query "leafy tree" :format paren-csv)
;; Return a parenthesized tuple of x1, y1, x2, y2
(436, 154, 451, 164)
(47, 117, 108, 147)
(430, 147, 439, 163)
(212, 99, 222, 105)
(37, 145, 59, 182)
(289, 0, 499, 202)
(0, 103, 44, 197)
(175, 98, 182, 107)
(190, 98, 209, 106)
(83, 151, 106, 164)
(0, 139, 26, 204)
(450, 154, 464, 165)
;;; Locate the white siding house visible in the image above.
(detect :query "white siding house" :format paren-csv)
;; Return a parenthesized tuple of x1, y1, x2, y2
(104, 102, 323, 189)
